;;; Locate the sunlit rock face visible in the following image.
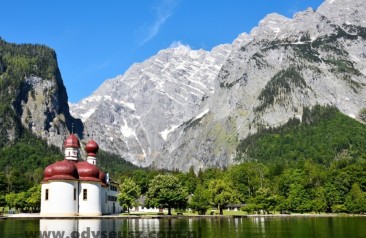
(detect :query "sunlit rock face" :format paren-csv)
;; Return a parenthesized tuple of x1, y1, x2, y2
(71, 0, 366, 172)
(70, 44, 231, 168)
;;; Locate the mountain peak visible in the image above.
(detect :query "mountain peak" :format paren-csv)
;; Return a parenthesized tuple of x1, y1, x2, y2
(250, 13, 290, 39)
(71, 0, 366, 172)
(318, 0, 366, 27)
(70, 39, 231, 167)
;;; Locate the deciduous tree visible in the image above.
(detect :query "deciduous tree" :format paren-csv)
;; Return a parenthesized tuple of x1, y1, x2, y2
(189, 185, 210, 215)
(118, 178, 141, 214)
(26, 184, 41, 212)
(145, 174, 188, 215)
(345, 183, 366, 214)
(208, 179, 238, 215)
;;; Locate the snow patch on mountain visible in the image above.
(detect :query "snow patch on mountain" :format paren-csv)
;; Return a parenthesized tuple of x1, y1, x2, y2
(160, 125, 180, 141)
(121, 120, 135, 138)
(194, 109, 210, 120)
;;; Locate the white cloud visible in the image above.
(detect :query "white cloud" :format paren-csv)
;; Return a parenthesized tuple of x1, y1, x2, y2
(169, 41, 191, 49)
(139, 0, 180, 45)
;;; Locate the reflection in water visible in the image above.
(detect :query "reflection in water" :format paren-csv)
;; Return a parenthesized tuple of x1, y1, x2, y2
(39, 218, 199, 237)
(40, 219, 78, 235)
(1, 217, 366, 238)
(252, 216, 266, 234)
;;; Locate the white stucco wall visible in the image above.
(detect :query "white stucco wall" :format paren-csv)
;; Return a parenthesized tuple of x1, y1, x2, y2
(86, 156, 97, 165)
(40, 183, 50, 214)
(79, 182, 102, 216)
(41, 180, 78, 216)
(101, 187, 108, 214)
(65, 148, 78, 160)
(101, 183, 122, 214)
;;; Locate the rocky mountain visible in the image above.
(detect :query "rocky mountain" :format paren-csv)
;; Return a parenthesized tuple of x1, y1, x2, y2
(0, 39, 83, 148)
(70, 44, 231, 167)
(71, 0, 366, 172)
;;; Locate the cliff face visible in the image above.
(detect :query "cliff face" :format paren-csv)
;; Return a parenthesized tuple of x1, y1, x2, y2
(70, 44, 231, 167)
(155, 0, 366, 172)
(0, 39, 83, 148)
(72, 0, 366, 172)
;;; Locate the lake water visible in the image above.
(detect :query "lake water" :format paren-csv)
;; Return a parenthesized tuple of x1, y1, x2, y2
(0, 216, 365, 238)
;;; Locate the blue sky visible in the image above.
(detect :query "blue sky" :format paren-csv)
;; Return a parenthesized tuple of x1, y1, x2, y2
(1, 0, 324, 103)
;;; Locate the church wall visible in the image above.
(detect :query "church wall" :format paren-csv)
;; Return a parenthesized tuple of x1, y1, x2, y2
(102, 183, 122, 214)
(40, 183, 50, 214)
(79, 182, 102, 216)
(101, 187, 108, 214)
(41, 180, 78, 216)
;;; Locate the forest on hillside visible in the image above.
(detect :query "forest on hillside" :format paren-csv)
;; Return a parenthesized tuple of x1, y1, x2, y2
(0, 38, 61, 147)
(2, 106, 366, 215)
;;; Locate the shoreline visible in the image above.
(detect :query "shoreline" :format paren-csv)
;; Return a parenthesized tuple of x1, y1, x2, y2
(1, 213, 365, 220)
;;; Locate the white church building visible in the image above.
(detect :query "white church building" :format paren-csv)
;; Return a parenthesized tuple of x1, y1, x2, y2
(40, 134, 122, 216)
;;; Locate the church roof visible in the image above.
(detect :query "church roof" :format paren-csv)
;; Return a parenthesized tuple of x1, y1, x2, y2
(64, 134, 80, 148)
(42, 137, 109, 184)
(85, 139, 99, 156)
(43, 160, 79, 181)
(43, 159, 106, 182)
(76, 161, 101, 182)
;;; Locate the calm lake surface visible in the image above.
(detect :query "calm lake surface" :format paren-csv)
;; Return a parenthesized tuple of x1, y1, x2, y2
(1, 216, 365, 238)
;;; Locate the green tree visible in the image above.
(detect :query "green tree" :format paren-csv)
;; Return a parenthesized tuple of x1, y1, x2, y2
(253, 187, 277, 214)
(6, 168, 30, 193)
(189, 185, 211, 215)
(227, 163, 263, 201)
(276, 169, 305, 198)
(0, 172, 6, 211)
(0, 195, 6, 212)
(26, 184, 41, 212)
(345, 183, 366, 214)
(241, 203, 256, 214)
(311, 187, 327, 214)
(199, 168, 224, 186)
(208, 179, 238, 215)
(273, 195, 288, 214)
(131, 170, 150, 194)
(5, 192, 27, 211)
(286, 184, 311, 213)
(118, 178, 141, 214)
(5, 193, 17, 210)
(332, 204, 347, 213)
(324, 171, 351, 212)
(145, 174, 188, 215)
(15, 192, 28, 212)
(0, 172, 7, 195)
(178, 166, 198, 194)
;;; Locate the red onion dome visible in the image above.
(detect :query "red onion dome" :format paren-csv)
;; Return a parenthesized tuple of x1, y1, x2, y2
(43, 164, 54, 181)
(64, 134, 80, 148)
(76, 161, 101, 182)
(85, 140, 99, 156)
(49, 160, 78, 180)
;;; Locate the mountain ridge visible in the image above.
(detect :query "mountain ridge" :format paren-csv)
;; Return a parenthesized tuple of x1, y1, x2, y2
(71, 0, 366, 171)
(70, 43, 232, 167)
